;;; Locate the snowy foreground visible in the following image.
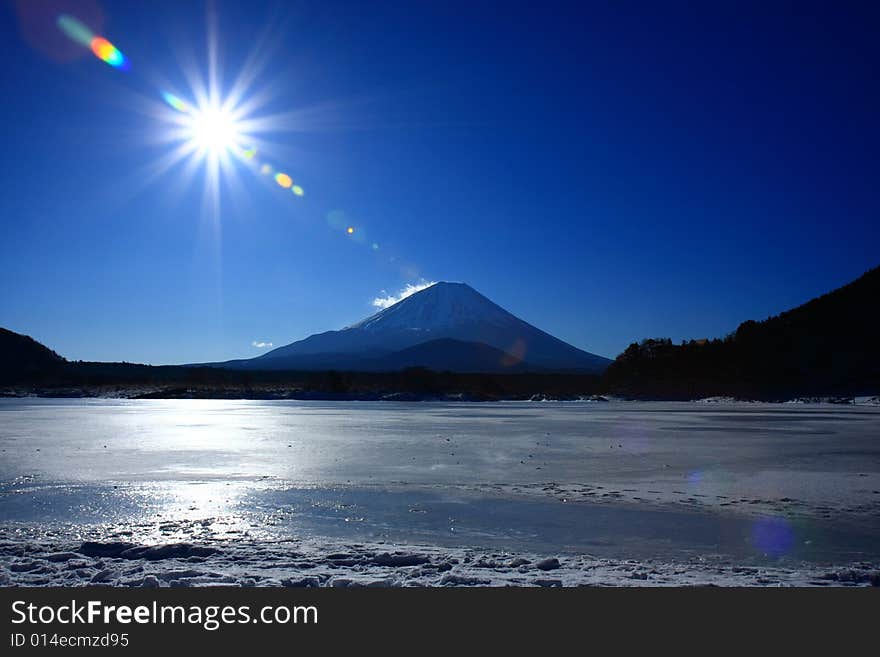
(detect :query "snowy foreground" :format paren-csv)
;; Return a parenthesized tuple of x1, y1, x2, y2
(2, 525, 878, 588)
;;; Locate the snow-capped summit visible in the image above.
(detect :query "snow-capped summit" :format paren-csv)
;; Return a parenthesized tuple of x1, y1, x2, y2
(238, 281, 610, 373)
(349, 282, 521, 332)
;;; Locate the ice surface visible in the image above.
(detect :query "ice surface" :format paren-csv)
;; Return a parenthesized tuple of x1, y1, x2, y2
(1, 399, 878, 586)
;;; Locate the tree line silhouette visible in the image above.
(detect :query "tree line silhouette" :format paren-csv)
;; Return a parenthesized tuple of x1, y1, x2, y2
(604, 265, 879, 399)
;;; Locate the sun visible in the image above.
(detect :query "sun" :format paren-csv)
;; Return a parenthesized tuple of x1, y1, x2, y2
(153, 88, 256, 219)
(145, 19, 308, 222)
(186, 104, 242, 156)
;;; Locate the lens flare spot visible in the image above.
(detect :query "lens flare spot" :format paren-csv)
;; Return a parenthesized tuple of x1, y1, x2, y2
(501, 338, 528, 367)
(161, 91, 191, 114)
(326, 210, 347, 229)
(751, 516, 794, 557)
(347, 226, 355, 235)
(241, 147, 257, 159)
(90, 36, 128, 69)
(274, 173, 292, 188)
(372, 243, 380, 250)
(57, 15, 94, 48)
(292, 185, 304, 196)
(260, 164, 273, 175)
(687, 471, 704, 485)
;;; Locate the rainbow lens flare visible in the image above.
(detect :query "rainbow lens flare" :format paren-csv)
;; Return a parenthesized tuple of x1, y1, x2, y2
(292, 185, 304, 196)
(274, 173, 292, 188)
(161, 91, 191, 114)
(90, 37, 128, 70)
(57, 15, 128, 70)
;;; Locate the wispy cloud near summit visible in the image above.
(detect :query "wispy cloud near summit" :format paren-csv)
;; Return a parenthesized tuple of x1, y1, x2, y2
(251, 341, 274, 349)
(372, 280, 437, 309)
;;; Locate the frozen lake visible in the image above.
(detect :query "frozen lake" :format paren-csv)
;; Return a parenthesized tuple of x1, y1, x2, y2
(1, 399, 879, 586)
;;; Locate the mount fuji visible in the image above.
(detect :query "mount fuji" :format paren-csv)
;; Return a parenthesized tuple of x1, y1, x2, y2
(216, 282, 610, 373)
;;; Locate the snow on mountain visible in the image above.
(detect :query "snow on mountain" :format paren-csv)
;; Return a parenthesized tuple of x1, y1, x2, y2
(241, 282, 610, 373)
(350, 281, 516, 332)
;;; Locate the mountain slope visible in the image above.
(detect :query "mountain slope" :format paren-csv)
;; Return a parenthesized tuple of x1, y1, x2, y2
(0, 328, 66, 383)
(604, 265, 880, 398)
(363, 338, 536, 373)
(241, 282, 610, 373)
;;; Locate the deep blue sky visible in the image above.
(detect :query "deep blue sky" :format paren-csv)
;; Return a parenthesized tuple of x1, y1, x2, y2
(1, 0, 877, 364)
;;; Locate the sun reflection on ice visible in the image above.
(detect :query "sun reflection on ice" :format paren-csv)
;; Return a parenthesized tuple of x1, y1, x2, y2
(122, 480, 267, 544)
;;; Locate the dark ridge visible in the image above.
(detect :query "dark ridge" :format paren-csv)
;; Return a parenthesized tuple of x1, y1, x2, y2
(604, 265, 880, 399)
(0, 327, 66, 384)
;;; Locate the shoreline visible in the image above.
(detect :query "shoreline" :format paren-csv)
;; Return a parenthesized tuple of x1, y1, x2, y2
(2, 388, 879, 404)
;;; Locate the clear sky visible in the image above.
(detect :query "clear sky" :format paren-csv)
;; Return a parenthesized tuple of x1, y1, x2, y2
(1, 0, 877, 364)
